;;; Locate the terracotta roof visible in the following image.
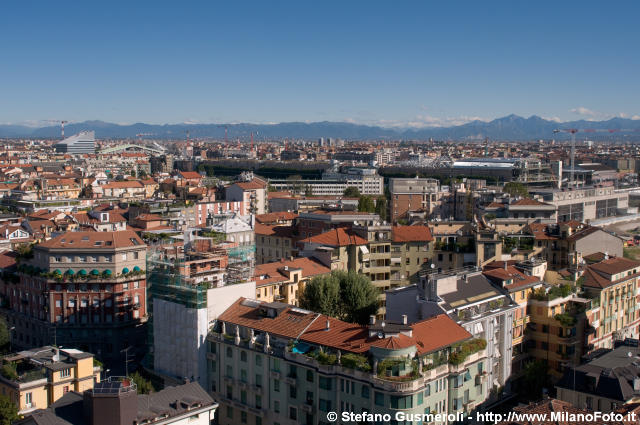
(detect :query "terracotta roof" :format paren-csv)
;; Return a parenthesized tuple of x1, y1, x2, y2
(300, 228, 368, 247)
(267, 191, 293, 199)
(589, 256, 640, 276)
(254, 257, 330, 286)
(0, 251, 17, 269)
(178, 171, 202, 180)
(254, 223, 294, 238)
(255, 212, 298, 224)
(219, 299, 471, 356)
(482, 266, 541, 291)
(234, 179, 266, 190)
(392, 225, 433, 243)
(38, 230, 145, 250)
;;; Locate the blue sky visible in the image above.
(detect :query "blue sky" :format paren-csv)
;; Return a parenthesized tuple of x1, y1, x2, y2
(2, 0, 639, 127)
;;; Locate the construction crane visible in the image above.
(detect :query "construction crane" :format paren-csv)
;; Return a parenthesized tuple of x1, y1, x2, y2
(554, 127, 640, 187)
(60, 121, 68, 139)
(217, 125, 228, 143)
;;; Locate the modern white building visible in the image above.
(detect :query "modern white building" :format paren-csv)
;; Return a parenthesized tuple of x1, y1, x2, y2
(54, 131, 96, 154)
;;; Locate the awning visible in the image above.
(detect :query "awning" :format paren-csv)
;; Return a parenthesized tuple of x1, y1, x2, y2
(359, 245, 369, 254)
(54, 269, 62, 275)
(91, 269, 100, 276)
(104, 269, 112, 276)
(122, 267, 130, 274)
(78, 269, 87, 276)
(133, 266, 141, 272)
(66, 269, 74, 275)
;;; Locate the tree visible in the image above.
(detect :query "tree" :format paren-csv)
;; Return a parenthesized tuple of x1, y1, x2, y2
(375, 196, 388, 221)
(339, 271, 378, 324)
(503, 182, 529, 198)
(299, 271, 378, 325)
(0, 394, 18, 425)
(523, 360, 549, 399)
(298, 274, 341, 318)
(358, 195, 375, 213)
(343, 187, 361, 198)
(130, 371, 155, 394)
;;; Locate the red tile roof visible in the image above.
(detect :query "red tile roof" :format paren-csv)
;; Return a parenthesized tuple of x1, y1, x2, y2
(255, 212, 298, 224)
(392, 225, 433, 243)
(510, 198, 551, 206)
(254, 258, 330, 286)
(300, 228, 368, 247)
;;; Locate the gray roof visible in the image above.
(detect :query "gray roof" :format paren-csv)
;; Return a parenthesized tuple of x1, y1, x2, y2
(16, 382, 216, 425)
(556, 342, 640, 402)
(438, 273, 503, 311)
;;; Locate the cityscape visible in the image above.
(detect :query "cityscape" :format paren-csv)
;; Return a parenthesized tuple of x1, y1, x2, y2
(2, 2, 640, 425)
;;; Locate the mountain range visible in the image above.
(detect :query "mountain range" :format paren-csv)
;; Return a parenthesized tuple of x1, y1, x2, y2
(2, 115, 640, 141)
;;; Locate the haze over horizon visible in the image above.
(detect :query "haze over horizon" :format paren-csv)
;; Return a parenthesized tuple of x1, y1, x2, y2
(2, 1, 640, 127)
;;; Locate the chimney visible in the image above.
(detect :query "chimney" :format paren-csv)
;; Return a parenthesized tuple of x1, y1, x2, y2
(325, 319, 330, 331)
(369, 315, 376, 325)
(402, 315, 407, 325)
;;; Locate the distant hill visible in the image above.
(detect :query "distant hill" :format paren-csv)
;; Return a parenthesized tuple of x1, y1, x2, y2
(2, 115, 640, 141)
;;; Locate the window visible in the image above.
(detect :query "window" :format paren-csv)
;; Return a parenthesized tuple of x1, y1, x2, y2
(226, 365, 233, 378)
(240, 390, 247, 404)
(227, 347, 233, 358)
(241, 351, 247, 362)
(319, 399, 331, 412)
(255, 355, 262, 366)
(289, 384, 297, 399)
(226, 405, 233, 419)
(375, 392, 384, 406)
(25, 392, 32, 407)
(418, 391, 423, 405)
(289, 407, 297, 421)
(91, 256, 98, 263)
(240, 369, 247, 383)
(255, 394, 262, 409)
(390, 395, 413, 409)
(104, 255, 112, 263)
(274, 400, 280, 413)
(274, 380, 280, 392)
(255, 374, 262, 388)
(306, 369, 313, 382)
(424, 384, 431, 396)
(361, 385, 369, 399)
(63, 385, 69, 393)
(319, 377, 332, 390)
(121, 253, 127, 261)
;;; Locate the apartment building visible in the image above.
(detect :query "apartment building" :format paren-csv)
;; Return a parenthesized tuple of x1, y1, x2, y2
(0, 231, 148, 364)
(389, 177, 442, 223)
(255, 223, 296, 264)
(296, 210, 380, 240)
(253, 257, 330, 305)
(0, 346, 100, 415)
(482, 261, 544, 379)
(386, 269, 517, 393)
(526, 291, 597, 379)
(208, 298, 490, 425)
(525, 221, 623, 271)
(225, 175, 267, 215)
(556, 340, 640, 412)
(580, 256, 640, 348)
(390, 225, 434, 287)
(530, 186, 629, 222)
